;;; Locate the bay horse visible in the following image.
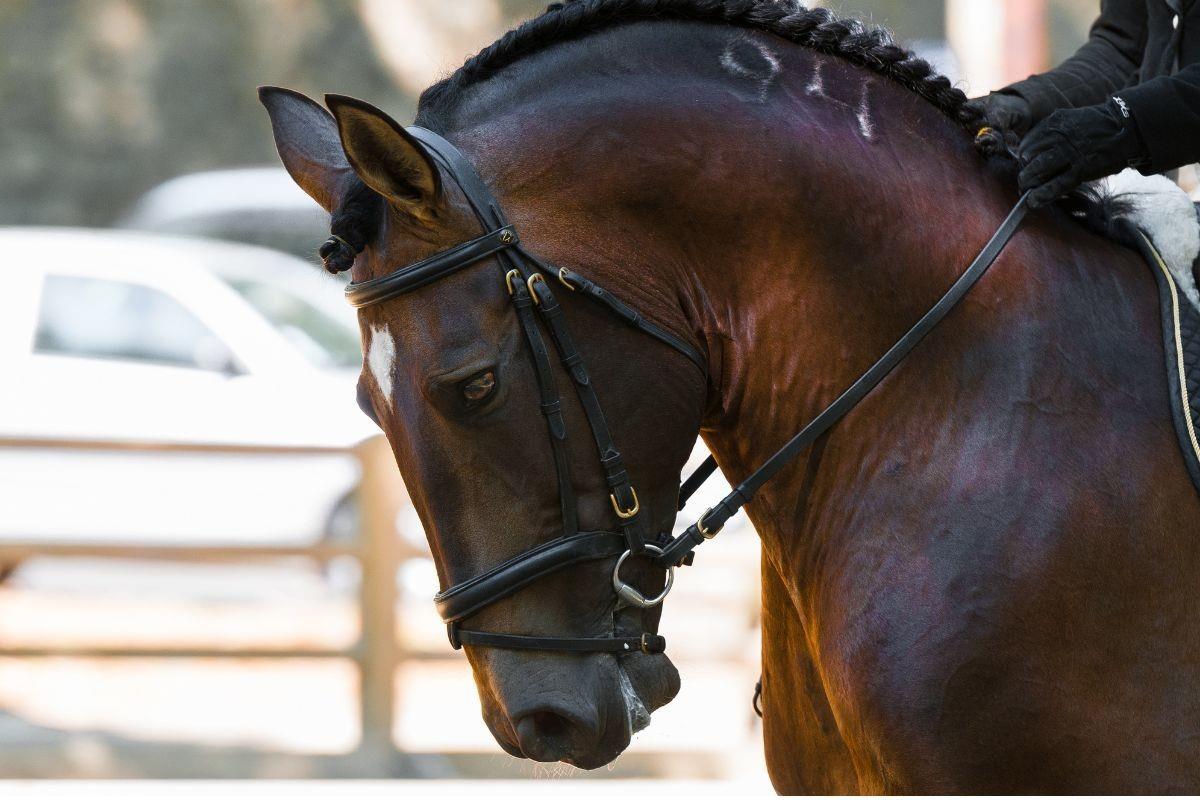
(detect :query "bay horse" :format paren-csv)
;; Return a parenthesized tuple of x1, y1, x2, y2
(261, 1, 1200, 792)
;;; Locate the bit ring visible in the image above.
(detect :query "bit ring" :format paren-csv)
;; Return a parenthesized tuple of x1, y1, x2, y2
(612, 543, 674, 608)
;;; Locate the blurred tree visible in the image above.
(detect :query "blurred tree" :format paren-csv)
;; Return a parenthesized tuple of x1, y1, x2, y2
(0, 0, 1090, 228)
(817, 0, 945, 41)
(0, 0, 404, 226)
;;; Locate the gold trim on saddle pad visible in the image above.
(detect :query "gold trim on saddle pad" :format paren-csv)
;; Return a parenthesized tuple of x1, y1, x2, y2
(1139, 231, 1200, 465)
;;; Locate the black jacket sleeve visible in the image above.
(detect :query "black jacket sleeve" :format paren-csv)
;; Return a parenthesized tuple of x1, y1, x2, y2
(1120, 63, 1200, 173)
(1002, 0, 1147, 123)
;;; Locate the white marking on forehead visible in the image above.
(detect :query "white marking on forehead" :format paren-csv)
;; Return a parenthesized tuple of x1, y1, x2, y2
(719, 35, 782, 101)
(856, 83, 875, 140)
(366, 324, 396, 409)
(805, 60, 824, 96)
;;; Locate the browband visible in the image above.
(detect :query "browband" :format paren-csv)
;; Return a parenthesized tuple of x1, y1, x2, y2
(345, 225, 518, 307)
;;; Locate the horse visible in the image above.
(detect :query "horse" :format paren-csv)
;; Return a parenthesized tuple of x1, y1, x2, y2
(260, 1, 1200, 792)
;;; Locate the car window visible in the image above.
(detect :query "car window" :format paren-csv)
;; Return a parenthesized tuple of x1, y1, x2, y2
(226, 279, 361, 370)
(34, 274, 240, 373)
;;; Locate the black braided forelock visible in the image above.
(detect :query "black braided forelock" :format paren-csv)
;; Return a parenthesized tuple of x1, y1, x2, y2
(418, 0, 984, 132)
(320, 167, 384, 274)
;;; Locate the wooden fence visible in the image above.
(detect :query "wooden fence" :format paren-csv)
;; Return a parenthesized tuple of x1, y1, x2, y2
(0, 434, 418, 762)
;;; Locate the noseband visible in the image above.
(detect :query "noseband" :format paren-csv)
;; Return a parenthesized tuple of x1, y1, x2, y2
(345, 125, 1030, 657)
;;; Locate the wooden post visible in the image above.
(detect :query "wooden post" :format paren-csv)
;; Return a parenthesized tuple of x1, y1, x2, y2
(1002, 0, 1049, 85)
(946, 0, 1048, 92)
(354, 435, 403, 762)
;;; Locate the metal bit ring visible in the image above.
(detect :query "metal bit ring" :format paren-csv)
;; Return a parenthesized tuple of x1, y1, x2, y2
(611, 543, 674, 608)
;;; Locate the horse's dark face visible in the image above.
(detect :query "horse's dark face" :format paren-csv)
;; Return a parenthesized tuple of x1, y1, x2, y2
(262, 89, 705, 768)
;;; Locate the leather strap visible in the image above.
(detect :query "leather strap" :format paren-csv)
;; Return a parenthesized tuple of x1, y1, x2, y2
(543, 260, 706, 375)
(677, 455, 719, 510)
(434, 531, 626, 623)
(655, 193, 1032, 568)
(510, 277, 578, 536)
(345, 226, 517, 307)
(451, 629, 666, 654)
(528, 277, 647, 553)
(406, 127, 510, 230)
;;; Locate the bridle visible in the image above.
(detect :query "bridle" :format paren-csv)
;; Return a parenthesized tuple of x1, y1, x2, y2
(344, 125, 1030, 657)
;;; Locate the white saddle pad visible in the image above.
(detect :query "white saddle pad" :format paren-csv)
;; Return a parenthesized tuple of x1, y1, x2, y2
(1095, 169, 1200, 310)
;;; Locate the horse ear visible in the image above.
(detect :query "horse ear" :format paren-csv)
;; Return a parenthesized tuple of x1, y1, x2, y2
(324, 94, 442, 220)
(258, 86, 353, 213)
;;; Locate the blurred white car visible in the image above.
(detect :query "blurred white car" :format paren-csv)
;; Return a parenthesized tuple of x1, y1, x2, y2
(0, 228, 377, 549)
(205, 244, 362, 375)
(119, 168, 329, 260)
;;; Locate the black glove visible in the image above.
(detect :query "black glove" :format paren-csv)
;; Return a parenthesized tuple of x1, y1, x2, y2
(963, 91, 1034, 138)
(1017, 97, 1150, 208)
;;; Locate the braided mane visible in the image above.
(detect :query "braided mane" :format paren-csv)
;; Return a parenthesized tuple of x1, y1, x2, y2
(416, 0, 982, 132)
(319, 0, 1115, 272)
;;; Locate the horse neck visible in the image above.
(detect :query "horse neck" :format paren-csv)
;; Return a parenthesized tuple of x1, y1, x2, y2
(681, 76, 1129, 587)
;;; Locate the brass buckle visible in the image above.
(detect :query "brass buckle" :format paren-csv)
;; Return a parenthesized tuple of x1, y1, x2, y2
(504, 269, 522, 296)
(610, 486, 640, 519)
(558, 267, 577, 291)
(696, 508, 722, 539)
(526, 273, 546, 305)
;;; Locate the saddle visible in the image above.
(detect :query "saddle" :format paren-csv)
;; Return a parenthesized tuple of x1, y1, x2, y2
(1103, 168, 1200, 495)
(1124, 228, 1200, 494)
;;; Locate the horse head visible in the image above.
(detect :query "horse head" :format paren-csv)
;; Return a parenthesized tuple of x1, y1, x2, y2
(260, 85, 707, 768)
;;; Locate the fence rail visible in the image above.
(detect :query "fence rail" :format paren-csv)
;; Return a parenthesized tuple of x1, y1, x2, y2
(0, 434, 411, 762)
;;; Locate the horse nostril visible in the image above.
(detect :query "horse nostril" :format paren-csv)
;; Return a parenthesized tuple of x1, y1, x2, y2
(530, 710, 568, 740)
(514, 709, 583, 763)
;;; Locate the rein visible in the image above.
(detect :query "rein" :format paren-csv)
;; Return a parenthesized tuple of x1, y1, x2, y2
(662, 193, 1030, 566)
(345, 125, 1030, 656)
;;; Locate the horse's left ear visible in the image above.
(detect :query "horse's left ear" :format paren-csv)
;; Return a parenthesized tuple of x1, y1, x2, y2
(258, 86, 353, 213)
(325, 94, 442, 221)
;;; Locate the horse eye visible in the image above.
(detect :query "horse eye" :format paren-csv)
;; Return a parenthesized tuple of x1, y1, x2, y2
(461, 371, 496, 404)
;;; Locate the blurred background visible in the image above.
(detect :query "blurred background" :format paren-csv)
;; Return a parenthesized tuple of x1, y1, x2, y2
(0, 0, 1098, 789)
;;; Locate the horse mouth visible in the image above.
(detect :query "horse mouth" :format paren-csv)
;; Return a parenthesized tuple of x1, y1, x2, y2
(483, 650, 679, 769)
(618, 663, 652, 734)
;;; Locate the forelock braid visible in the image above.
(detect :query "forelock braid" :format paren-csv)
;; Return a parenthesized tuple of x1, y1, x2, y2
(318, 178, 383, 275)
(420, 1, 981, 133)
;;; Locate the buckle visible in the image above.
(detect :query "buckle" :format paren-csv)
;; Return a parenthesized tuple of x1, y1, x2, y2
(609, 486, 640, 519)
(526, 273, 546, 305)
(639, 633, 666, 654)
(696, 507, 723, 539)
(504, 269, 522, 296)
(557, 267, 577, 291)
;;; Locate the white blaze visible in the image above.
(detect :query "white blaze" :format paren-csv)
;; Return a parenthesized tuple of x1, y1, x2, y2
(366, 324, 396, 408)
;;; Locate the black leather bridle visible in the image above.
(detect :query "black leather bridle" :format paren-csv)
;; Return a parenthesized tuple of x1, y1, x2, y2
(345, 125, 1030, 657)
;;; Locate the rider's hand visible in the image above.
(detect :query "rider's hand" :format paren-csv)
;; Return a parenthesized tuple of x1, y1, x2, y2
(1017, 97, 1150, 208)
(963, 91, 1034, 138)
